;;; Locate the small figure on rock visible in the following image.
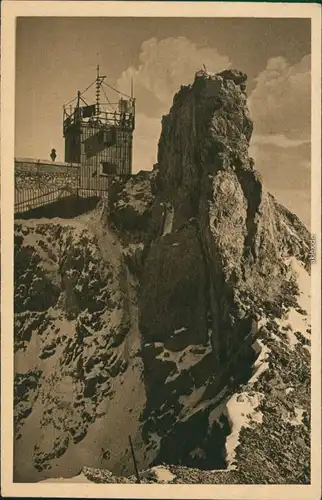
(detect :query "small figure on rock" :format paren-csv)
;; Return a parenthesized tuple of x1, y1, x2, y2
(50, 148, 57, 162)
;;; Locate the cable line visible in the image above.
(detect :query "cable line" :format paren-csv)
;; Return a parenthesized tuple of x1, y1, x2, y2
(102, 80, 132, 100)
(101, 84, 115, 112)
(64, 95, 77, 107)
(64, 80, 96, 108)
(80, 80, 96, 98)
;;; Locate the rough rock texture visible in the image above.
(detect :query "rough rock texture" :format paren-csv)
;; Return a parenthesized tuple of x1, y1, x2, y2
(14, 209, 151, 481)
(14, 69, 311, 484)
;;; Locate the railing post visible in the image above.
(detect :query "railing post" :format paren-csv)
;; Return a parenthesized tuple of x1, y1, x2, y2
(128, 435, 141, 484)
(37, 159, 40, 189)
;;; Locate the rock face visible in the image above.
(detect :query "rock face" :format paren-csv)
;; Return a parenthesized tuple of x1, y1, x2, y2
(14, 69, 311, 484)
(14, 208, 151, 482)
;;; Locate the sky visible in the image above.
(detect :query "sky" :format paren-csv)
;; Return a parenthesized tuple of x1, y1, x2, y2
(15, 17, 311, 226)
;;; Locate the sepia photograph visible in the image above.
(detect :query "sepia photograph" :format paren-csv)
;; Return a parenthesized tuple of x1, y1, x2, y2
(1, 1, 321, 498)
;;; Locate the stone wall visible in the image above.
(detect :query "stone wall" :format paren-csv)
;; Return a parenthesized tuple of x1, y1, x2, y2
(15, 158, 80, 191)
(14, 158, 108, 213)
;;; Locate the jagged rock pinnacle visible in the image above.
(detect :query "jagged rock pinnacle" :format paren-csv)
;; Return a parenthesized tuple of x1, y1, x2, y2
(14, 69, 311, 484)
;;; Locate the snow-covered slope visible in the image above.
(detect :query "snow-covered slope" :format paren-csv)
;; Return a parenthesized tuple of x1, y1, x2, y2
(14, 207, 151, 481)
(14, 69, 311, 484)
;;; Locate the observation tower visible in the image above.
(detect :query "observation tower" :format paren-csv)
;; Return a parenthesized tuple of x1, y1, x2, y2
(63, 66, 135, 177)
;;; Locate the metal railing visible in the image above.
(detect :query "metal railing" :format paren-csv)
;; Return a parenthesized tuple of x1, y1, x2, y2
(14, 158, 131, 215)
(14, 186, 78, 214)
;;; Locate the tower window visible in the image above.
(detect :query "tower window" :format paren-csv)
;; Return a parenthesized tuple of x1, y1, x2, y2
(101, 162, 117, 175)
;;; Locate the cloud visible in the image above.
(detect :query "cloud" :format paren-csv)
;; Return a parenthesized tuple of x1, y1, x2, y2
(119, 36, 231, 172)
(249, 140, 310, 185)
(118, 36, 231, 115)
(249, 55, 311, 141)
(251, 134, 310, 149)
(247, 54, 311, 226)
(132, 113, 162, 173)
(249, 139, 310, 226)
(122, 39, 312, 214)
(271, 188, 311, 230)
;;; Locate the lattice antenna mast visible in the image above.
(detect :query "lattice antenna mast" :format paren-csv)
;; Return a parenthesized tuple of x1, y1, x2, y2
(96, 65, 106, 116)
(96, 65, 100, 115)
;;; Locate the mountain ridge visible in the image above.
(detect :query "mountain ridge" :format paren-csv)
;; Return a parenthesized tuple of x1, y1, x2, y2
(14, 69, 311, 484)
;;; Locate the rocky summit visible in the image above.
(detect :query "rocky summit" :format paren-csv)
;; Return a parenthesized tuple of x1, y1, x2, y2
(14, 69, 311, 484)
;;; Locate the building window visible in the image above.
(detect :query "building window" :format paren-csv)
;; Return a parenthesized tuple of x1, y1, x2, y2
(101, 162, 117, 175)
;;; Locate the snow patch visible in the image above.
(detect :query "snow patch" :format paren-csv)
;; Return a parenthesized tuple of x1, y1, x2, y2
(258, 318, 267, 329)
(208, 401, 227, 428)
(249, 340, 270, 384)
(225, 392, 264, 469)
(270, 332, 282, 343)
(284, 321, 300, 349)
(277, 258, 311, 351)
(275, 308, 309, 350)
(154, 342, 212, 384)
(150, 465, 176, 483)
(174, 327, 187, 335)
(282, 407, 305, 426)
(39, 472, 92, 483)
(179, 385, 207, 416)
(288, 257, 311, 314)
(281, 220, 302, 241)
(179, 384, 229, 424)
(122, 242, 144, 257)
(162, 203, 174, 236)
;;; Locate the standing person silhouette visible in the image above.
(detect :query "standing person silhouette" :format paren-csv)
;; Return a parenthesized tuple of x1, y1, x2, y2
(50, 148, 57, 162)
